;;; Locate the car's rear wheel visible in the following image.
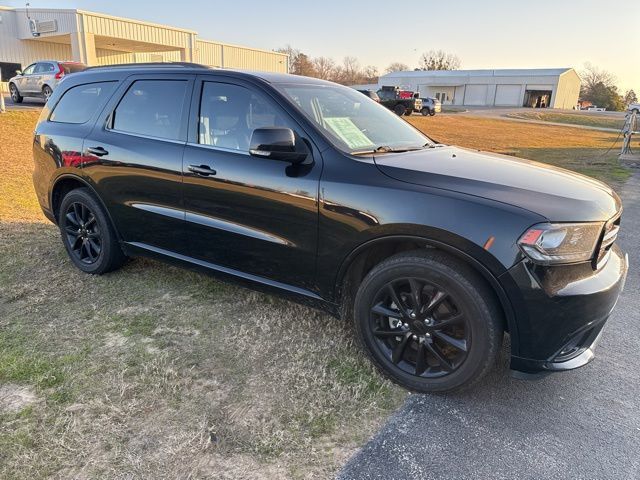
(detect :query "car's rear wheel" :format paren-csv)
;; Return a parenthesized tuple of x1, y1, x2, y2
(421, 107, 430, 116)
(404, 109, 413, 116)
(9, 83, 23, 103)
(42, 85, 53, 102)
(429, 110, 436, 116)
(58, 188, 126, 275)
(353, 250, 502, 393)
(394, 104, 406, 116)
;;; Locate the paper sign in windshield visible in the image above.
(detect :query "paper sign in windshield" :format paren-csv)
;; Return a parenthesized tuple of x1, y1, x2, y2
(324, 117, 373, 150)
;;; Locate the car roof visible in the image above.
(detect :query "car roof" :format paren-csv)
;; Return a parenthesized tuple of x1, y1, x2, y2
(80, 62, 335, 86)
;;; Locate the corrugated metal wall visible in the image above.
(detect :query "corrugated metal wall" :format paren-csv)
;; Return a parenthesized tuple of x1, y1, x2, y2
(195, 40, 287, 72)
(0, 9, 72, 68)
(82, 12, 192, 49)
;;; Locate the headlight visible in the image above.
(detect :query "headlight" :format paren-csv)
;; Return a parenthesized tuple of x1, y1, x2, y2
(518, 222, 603, 265)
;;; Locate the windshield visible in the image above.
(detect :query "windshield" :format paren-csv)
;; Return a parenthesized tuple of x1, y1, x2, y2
(276, 83, 433, 154)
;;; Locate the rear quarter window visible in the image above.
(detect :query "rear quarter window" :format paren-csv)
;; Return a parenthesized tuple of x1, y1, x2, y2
(49, 82, 116, 124)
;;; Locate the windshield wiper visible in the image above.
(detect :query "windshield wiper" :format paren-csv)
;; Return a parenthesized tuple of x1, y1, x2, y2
(352, 144, 435, 155)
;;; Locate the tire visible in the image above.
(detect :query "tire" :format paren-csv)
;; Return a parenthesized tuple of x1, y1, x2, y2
(394, 104, 406, 116)
(9, 83, 23, 103)
(42, 85, 53, 102)
(429, 110, 436, 117)
(353, 250, 502, 393)
(404, 109, 413, 116)
(421, 107, 430, 116)
(58, 188, 126, 275)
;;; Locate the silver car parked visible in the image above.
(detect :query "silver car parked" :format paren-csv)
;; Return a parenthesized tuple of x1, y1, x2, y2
(8, 60, 86, 104)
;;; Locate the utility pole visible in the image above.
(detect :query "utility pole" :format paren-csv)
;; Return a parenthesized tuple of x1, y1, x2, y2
(0, 69, 6, 113)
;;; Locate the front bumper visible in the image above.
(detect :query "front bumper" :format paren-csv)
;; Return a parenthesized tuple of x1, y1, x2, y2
(502, 244, 628, 375)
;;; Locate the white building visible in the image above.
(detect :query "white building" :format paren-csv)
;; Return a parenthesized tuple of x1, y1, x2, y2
(378, 68, 581, 109)
(0, 6, 288, 83)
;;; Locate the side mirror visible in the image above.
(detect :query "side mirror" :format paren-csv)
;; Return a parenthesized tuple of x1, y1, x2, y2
(15, 70, 22, 76)
(249, 127, 308, 164)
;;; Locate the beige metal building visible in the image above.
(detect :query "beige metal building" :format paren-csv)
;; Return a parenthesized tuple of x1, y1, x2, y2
(378, 68, 581, 109)
(0, 6, 288, 82)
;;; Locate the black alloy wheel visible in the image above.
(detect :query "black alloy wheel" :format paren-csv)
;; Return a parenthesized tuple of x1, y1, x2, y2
(370, 277, 470, 378)
(354, 250, 502, 393)
(64, 201, 102, 265)
(58, 188, 126, 274)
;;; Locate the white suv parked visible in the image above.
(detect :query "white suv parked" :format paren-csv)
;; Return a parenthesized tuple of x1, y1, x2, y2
(8, 60, 86, 103)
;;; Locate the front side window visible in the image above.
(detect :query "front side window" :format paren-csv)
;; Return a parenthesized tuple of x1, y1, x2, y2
(50, 82, 116, 124)
(277, 83, 431, 153)
(22, 64, 36, 75)
(112, 80, 188, 141)
(198, 82, 294, 151)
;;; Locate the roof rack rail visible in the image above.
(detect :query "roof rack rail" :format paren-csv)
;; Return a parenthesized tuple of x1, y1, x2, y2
(85, 62, 210, 71)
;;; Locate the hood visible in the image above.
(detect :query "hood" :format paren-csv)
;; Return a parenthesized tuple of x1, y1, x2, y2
(374, 146, 621, 222)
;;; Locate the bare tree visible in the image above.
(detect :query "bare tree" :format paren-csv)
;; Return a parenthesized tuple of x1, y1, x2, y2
(275, 45, 300, 74)
(363, 65, 379, 83)
(312, 56, 336, 80)
(624, 89, 638, 105)
(418, 50, 461, 71)
(385, 62, 409, 73)
(338, 56, 363, 85)
(580, 62, 616, 91)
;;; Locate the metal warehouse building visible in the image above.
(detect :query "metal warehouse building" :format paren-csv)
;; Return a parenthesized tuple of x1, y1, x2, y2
(0, 6, 288, 82)
(379, 68, 581, 109)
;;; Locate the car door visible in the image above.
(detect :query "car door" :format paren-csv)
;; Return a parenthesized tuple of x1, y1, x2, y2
(16, 63, 36, 94)
(33, 62, 54, 93)
(81, 74, 194, 254)
(181, 76, 322, 291)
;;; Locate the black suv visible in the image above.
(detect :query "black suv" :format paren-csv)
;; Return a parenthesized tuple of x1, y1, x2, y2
(33, 63, 628, 392)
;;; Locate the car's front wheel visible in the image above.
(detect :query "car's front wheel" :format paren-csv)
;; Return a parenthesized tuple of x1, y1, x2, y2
(58, 188, 126, 274)
(9, 83, 23, 103)
(421, 107, 430, 116)
(353, 250, 502, 393)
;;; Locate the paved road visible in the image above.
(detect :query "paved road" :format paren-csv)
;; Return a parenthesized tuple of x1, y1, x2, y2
(340, 173, 640, 480)
(1, 93, 43, 111)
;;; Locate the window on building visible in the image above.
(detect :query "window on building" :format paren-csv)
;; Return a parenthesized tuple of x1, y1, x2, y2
(198, 82, 293, 151)
(112, 80, 188, 140)
(49, 82, 117, 124)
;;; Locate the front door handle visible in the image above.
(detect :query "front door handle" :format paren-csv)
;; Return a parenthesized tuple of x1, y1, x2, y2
(188, 164, 217, 176)
(86, 146, 109, 157)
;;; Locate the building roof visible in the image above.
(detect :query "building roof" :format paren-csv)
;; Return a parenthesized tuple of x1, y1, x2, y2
(382, 68, 575, 78)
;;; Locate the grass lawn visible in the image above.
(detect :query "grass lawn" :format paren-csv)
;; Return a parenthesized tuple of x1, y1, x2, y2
(502, 111, 626, 131)
(408, 115, 630, 185)
(0, 110, 631, 479)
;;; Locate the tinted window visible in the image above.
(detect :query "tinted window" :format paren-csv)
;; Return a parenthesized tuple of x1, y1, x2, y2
(199, 82, 293, 151)
(35, 63, 55, 73)
(50, 82, 116, 124)
(112, 80, 187, 140)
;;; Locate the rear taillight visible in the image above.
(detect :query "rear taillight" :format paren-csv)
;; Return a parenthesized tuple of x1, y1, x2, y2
(54, 65, 64, 80)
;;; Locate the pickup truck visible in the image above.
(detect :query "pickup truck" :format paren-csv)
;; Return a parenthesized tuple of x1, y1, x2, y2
(377, 86, 422, 116)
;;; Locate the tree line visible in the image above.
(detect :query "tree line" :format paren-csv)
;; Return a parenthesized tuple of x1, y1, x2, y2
(275, 46, 461, 85)
(580, 63, 636, 111)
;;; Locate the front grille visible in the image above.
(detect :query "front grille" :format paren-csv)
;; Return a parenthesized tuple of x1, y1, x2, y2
(595, 211, 621, 267)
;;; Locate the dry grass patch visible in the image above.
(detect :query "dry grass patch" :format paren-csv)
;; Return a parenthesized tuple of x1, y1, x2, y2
(408, 115, 630, 184)
(503, 111, 625, 130)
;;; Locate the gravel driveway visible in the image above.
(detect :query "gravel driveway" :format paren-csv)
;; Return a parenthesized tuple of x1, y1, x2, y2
(339, 173, 640, 480)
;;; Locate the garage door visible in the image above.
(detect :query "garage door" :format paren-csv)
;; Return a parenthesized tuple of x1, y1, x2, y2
(464, 85, 488, 106)
(495, 85, 521, 106)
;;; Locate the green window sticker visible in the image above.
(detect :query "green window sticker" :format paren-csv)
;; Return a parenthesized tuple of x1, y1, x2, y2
(324, 117, 373, 150)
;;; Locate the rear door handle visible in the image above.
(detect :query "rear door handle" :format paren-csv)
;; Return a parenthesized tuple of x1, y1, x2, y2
(86, 146, 109, 157)
(188, 164, 217, 176)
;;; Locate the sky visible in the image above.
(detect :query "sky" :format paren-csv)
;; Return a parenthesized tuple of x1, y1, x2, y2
(7, 0, 639, 92)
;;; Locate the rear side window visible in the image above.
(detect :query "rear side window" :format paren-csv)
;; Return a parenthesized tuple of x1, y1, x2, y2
(35, 63, 55, 73)
(50, 82, 116, 124)
(111, 80, 188, 141)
